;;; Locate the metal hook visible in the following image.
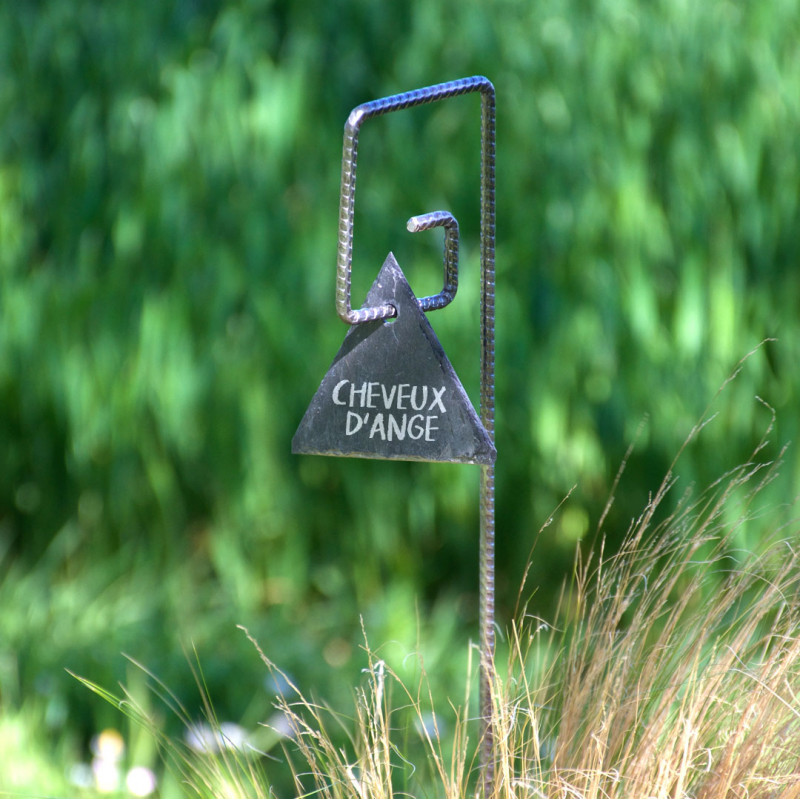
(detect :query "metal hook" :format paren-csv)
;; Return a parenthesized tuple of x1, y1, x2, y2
(406, 210, 459, 313)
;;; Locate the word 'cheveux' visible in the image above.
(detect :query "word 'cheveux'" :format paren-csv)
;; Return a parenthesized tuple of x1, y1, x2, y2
(332, 380, 446, 442)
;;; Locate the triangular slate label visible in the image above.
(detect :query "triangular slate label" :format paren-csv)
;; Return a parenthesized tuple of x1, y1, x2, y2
(293, 253, 496, 465)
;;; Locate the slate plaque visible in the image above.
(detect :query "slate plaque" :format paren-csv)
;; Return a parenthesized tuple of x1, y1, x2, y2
(292, 253, 496, 465)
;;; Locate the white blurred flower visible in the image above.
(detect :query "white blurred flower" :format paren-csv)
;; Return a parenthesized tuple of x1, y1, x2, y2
(184, 721, 249, 753)
(68, 762, 94, 790)
(414, 711, 446, 739)
(185, 721, 215, 753)
(264, 671, 293, 696)
(266, 710, 294, 740)
(92, 756, 120, 793)
(126, 765, 158, 797)
(88, 728, 126, 793)
(91, 728, 125, 761)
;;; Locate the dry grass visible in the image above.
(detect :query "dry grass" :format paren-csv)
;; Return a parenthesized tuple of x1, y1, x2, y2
(246, 396, 800, 798)
(75, 369, 800, 798)
(242, 623, 476, 799)
(488, 440, 800, 799)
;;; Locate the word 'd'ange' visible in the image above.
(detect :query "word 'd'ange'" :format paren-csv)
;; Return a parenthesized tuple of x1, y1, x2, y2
(292, 254, 496, 465)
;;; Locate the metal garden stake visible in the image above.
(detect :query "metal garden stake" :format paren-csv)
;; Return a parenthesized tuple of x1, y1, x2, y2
(293, 76, 497, 786)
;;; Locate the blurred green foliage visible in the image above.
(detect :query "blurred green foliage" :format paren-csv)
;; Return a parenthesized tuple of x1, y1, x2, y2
(1, 0, 799, 794)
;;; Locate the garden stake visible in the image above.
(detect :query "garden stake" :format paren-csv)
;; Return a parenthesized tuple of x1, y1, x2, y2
(293, 76, 497, 790)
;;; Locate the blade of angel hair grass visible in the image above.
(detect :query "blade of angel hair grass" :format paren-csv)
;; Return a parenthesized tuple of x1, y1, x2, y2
(513, 486, 577, 620)
(71, 652, 271, 799)
(239, 622, 480, 800)
(350, 645, 396, 799)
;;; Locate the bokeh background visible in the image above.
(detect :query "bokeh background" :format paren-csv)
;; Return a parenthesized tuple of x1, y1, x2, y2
(1, 0, 799, 795)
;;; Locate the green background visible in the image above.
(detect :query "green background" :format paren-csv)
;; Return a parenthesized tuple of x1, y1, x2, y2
(1, 0, 798, 794)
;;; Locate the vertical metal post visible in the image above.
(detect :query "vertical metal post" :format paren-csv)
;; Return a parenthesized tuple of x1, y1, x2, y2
(478, 83, 496, 795)
(333, 76, 497, 791)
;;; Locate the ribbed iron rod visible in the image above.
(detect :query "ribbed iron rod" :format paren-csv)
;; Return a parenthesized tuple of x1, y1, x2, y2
(335, 76, 497, 792)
